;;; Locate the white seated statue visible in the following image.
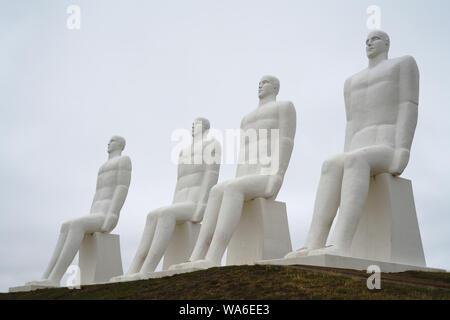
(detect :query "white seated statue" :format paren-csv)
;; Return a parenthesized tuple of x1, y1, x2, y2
(111, 118, 221, 281)
(26, 136, 132, 288)
(170, 75, 297, 271)
(285, 30, 420, 259)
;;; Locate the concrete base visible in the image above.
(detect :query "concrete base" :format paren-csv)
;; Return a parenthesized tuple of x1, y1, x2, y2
(257, 254, 444, 273)
(9, 284, 57, 293)
(226, 198, 292, 266)
(162, 222, 201, 271)
(79, 232, 123, 285)
(329, 174, 426, 266)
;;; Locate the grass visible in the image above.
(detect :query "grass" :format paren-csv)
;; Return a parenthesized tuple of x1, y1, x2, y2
(1, 264, 449, 300)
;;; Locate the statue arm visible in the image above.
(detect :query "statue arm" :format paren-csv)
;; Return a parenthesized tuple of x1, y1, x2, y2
(235, 117, 247, 177)
(193, 141, 221, 221)
(343, 78, 353, 153)
(276, 102, 296, 178)
(390, 56, 419, 175)
(89, 168, 102, 212)
(172, 150, 184, 202)
(264, 102, 296, 197)
(101, 156, 132, 232)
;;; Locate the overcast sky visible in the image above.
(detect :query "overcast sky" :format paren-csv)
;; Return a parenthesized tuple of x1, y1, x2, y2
(1, 0, 449, 292)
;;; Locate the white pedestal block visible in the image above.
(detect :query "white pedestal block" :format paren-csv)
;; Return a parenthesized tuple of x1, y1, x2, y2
(329, 173, 426, 267)
(79, 232, 123, 285)
(226, 198, 292, 266)
(257, 254, 443, 273)
(162, 221, 201, 271)
(257, 174, 435, 273)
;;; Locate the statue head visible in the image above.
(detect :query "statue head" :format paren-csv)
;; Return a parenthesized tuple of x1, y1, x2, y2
(192, 117, 210, 138)
(108, 136, 126, 153)
(258, 75, 280, 100)
(366, 30, 390, 59)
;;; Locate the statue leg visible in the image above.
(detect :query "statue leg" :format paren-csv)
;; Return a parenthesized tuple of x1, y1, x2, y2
(47, 215, 105, 284)
(189, 182, 228, 261)
(329, 146, 394, 254)
(205, 175, 271, 265)
(127, 210, 160, 274)
(41, 221, 72, 279)
(304, 154, 345, 250)
(139, 203, 196, 274)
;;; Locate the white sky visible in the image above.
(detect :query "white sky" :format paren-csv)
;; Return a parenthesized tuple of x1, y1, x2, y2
(1, 0, 449, 292)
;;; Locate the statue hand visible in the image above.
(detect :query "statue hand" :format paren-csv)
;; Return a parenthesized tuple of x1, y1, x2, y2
(101, 214, 118, 233)
(264, 175, 283, 198)
(389, 148, 410, 176)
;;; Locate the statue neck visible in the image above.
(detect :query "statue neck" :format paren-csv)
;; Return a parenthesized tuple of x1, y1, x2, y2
(368, 52, 388, 68)
(108, 150, 122, 160)
(259, 95, 276, 107)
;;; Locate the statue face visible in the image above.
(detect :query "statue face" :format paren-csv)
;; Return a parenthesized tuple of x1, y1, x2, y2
(366, 31, 389, 58)
(107, 137, 122, 153)
(192, 119, 204, 137)
(258, 77, 277, 99)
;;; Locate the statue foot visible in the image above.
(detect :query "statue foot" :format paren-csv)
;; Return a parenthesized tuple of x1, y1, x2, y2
(109, 275, 125, 282)
(25, 279, 59, 288)
(168, 259, 217, 271)
(284, 247, 310, 259)
(109, 273, 141, 283)
(168, 261, 194, 271)
(183, 259, 217, 270)
(307, 245, 348, 257)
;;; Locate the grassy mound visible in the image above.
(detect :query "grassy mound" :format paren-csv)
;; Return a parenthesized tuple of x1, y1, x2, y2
(2, 264, 449, 300)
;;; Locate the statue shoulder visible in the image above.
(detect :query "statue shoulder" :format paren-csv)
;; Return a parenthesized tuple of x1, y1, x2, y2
(240, 114, 249, 128)
(277, 100, 296, 116)
(344, 75, 353, 87)
(204, 138, 222, 165)
(179, 146, 188, 157)
(118, 155, 132, 170)
(398, 55, 417, 64)
(397, 55, 419, 71)
(206, 138, 222, 150)
(346, 69, 363, 84)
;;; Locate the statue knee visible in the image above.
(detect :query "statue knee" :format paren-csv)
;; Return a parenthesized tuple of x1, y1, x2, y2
(223, 183, 244, 199)
(71, 220, 85, 231)
(344, 153, 364, 169)
(321, 156, 343, 175)
(60, 222, 71, 233)
(210, 183, 225, 198)
(61, 220, 83, 233)
(158, 209, 175, 224)
(146, 210, 160, 223)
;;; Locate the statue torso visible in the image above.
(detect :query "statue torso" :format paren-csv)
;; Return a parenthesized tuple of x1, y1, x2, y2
(347, 57, 406, 151)
(173, 139, 217, 204)
(236, 101, 281, 177)
(91, 156, 125, 215)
